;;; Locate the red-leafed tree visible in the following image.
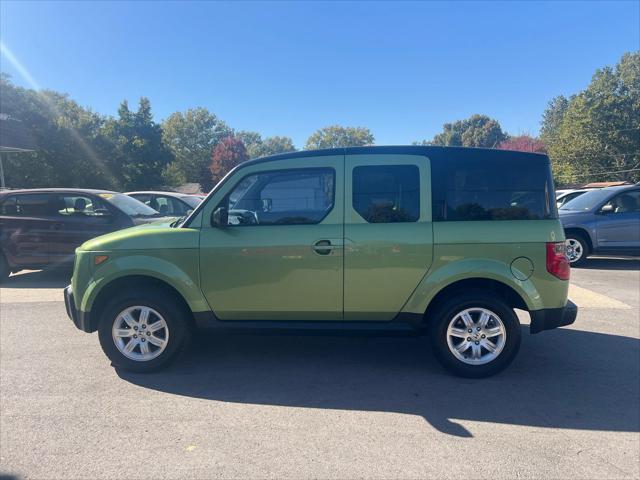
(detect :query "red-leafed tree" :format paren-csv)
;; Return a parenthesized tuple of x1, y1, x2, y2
(200, 135, 248, 192)
(497, 135, 547, 153)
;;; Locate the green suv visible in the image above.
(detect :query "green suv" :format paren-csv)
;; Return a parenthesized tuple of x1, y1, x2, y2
(64, 146, 577, 377)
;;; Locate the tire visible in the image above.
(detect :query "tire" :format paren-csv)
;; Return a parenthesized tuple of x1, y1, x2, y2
(97, 288, 191, 373)
(565, 233, 589, 267)
(0, 253, 9, 283)
(429, 292, 521, 378)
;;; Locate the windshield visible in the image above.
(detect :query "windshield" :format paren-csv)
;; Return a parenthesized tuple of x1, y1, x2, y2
(180, 196, 202, 208)
(559, 189, 611, 211)
(99, 193, 161, 217)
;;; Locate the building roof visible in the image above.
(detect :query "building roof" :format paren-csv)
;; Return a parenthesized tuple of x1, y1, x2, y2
(582, 181, 632, 188)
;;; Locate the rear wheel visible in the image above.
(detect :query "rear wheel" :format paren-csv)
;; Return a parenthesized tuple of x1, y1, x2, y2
(98, 289, 191, 372)
(565, 234, 589, 267)
(429, 292, 521, 378)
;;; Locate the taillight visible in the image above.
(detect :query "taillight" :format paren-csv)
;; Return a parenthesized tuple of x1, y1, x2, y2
(546, 242, 570, 280)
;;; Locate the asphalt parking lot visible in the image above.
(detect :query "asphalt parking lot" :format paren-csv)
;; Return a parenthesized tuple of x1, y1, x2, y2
(1, 258, 639, 480)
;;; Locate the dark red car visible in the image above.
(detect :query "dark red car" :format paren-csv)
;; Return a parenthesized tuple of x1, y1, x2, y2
(0, 188, 169, 281)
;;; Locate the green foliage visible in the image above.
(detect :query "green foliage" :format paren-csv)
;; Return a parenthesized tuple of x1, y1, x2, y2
(161, 162, 187, 187)
(423, 114, 507, 148)
(101, 98, 174, 190)
(0, 75, 116, 189)
(237, 130, 297, 158)
(305, 125, 374, 150)
(540, 96, 571, 145)
(546, 51, 640, 184)
(161, 107, 232, 182)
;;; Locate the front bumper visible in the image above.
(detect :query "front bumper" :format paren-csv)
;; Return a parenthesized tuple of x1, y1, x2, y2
(64, 285, 94, 333)
(529, 300, 578, 334)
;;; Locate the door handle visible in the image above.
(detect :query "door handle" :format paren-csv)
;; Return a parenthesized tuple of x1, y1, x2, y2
(312, 240, 343, 255)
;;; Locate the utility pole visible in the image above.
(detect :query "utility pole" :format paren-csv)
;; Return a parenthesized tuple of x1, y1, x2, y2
(0, 152, 6, 190)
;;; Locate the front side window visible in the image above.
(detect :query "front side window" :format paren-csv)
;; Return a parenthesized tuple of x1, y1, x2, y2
(433, 157, 556, 221)
(352, 165, 420, 223)
(603, 190, 640, 213)
(54, 195, 110, 217)
(224, 168, 335, 226)
(151, 196, 188, 216)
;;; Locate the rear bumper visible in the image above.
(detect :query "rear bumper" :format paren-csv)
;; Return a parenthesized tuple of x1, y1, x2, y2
(64, 285, 94, 333)
(530, 300, 578, 334)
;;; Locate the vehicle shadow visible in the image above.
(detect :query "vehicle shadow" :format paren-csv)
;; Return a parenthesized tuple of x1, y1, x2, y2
(2, 269, 71, 289)
(118, 326, 640, 438)
(578, 257, 640, 271)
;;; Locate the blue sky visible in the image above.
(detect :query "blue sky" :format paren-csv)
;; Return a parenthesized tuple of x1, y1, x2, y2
(1, 1, 638, 147)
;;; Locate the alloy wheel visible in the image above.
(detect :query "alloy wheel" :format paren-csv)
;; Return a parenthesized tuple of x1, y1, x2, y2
(112, 306, 169, 361)
(565, 238, 584, 263)
(446, 307, 507, 365)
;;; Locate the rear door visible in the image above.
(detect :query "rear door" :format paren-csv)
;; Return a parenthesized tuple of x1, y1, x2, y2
(344, 154, 433, 321)
(0, 193, 54, 268)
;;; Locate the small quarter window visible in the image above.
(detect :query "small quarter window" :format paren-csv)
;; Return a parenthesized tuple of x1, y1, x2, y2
(352, 165, 420, 223)
(225, 168, 335, 226)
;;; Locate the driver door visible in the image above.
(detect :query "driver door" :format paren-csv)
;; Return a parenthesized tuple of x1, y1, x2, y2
(199, 155, 344, 321)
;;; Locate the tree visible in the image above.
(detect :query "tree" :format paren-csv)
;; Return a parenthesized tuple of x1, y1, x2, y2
(0, 74, 116, 189)
(539, 96, 570, 145)
(497, 135, 546, 153)
(236, 130, 263, 158)
(305, 125, 374, 150)
(237, 131, 296, 158)
(102, 98, 174, 190)
(202, 136, 248, 192)
(546, 51, 640, 184)
(422, 114, 507, 148)
(161, 107, 231, 184)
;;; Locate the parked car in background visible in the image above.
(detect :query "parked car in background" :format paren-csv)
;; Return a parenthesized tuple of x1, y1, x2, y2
(559, 184, 640, 265)
(126, 191, 203, 216)
(0, 189, 169, 281)
(65, 146, 576, 378)
(556, 189, 591, 208)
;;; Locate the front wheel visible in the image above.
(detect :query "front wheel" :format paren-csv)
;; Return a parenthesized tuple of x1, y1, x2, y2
(429, 293, 521, 378)
(98, 290, 191, 372)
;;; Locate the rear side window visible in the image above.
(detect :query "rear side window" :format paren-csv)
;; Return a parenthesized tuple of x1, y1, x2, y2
(432, 157, 556, 221)
(352, 165, 420, 223)
(226, 168, 335, 226)
(0, 194, 53, 217)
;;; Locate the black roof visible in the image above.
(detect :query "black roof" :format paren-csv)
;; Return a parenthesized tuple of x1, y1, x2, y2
(245, 145, 549, 167)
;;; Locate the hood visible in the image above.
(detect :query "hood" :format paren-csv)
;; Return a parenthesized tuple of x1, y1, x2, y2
(79, 217, 191, 251)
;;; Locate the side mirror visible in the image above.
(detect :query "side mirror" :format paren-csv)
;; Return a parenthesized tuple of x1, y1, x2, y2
(211, 207, 228, 227)
(600, 204, 614, 214)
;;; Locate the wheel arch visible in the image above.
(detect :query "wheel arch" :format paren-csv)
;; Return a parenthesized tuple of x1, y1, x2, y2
(87, 275, 195, 332)
(423, 277, 529, 327)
